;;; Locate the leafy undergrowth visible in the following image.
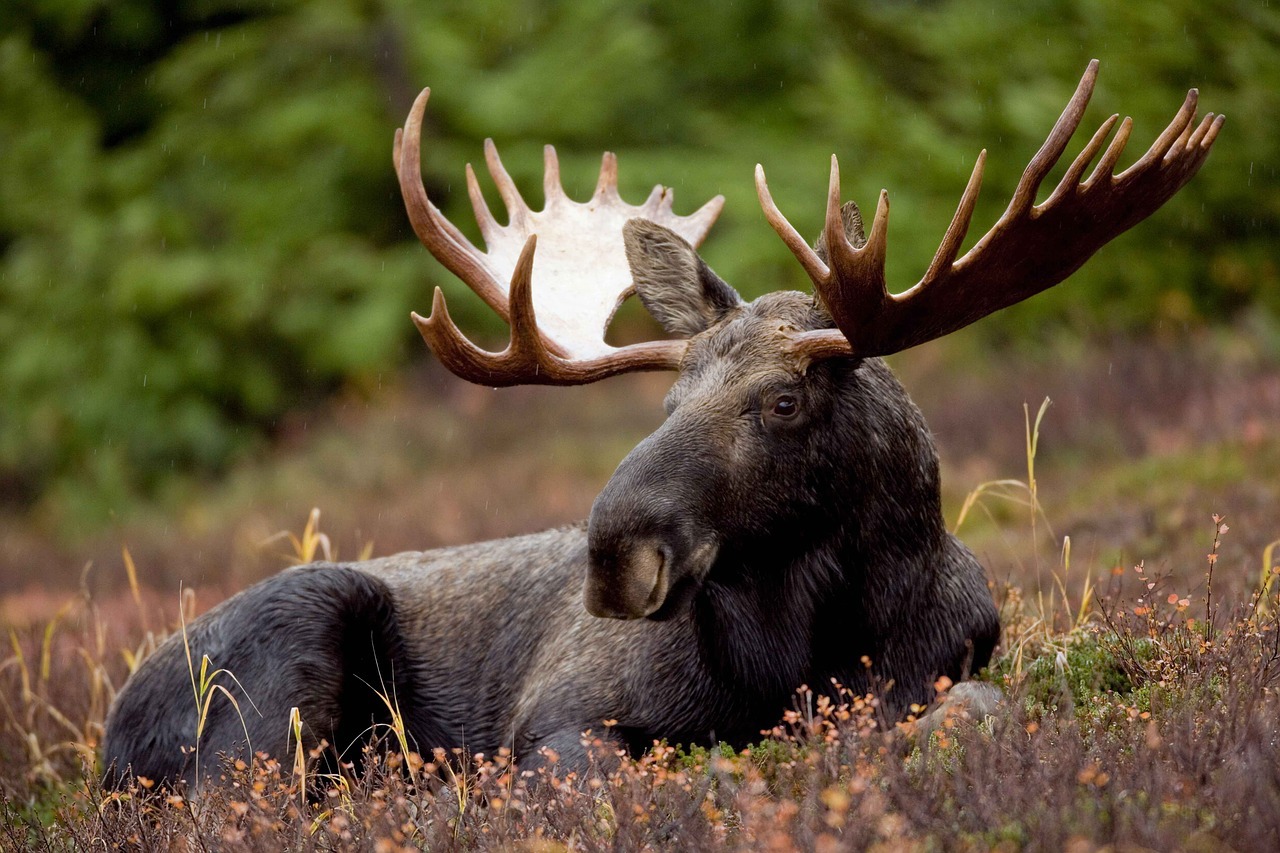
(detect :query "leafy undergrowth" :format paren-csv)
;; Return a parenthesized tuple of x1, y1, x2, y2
(4, 334, 1280, 848)
(3, 518, 1280, 850)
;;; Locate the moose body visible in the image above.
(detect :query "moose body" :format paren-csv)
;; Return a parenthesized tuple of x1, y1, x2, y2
(102, 61, 1220, 787)
(103, 292, 999, 785)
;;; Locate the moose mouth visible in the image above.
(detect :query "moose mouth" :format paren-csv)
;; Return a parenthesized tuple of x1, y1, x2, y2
(585, 539, 718, 620)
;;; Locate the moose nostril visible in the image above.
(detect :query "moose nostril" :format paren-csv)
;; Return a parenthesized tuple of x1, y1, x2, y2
(641, 545, 672, 610)
(583, 538, 671, 620)
(626, 544, 665, 610)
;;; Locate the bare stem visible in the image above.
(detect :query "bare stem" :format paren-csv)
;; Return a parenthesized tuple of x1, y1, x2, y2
(1205, 514, 1227, 643)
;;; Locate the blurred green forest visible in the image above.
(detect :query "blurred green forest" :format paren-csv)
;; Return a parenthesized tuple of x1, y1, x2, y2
(1, 0, 1276, 529)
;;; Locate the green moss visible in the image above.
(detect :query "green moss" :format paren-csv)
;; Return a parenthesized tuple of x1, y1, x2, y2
(1002, 632, 1153, 717)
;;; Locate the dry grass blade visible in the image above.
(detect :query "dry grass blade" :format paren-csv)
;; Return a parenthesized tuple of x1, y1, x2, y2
(288, 706, 306, 808)
(180, 596, 259, 781)
(1255, 537, 1280, 619)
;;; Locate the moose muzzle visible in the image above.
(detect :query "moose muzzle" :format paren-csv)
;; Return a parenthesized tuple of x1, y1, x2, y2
(584, 532, 719, 619)
(585, 419, 722, 619)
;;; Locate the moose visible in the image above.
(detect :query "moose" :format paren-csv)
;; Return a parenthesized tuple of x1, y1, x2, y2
(103, 61, 1221, 787)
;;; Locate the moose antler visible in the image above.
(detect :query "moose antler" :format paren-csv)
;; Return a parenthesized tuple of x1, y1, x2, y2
(395, 88, 724, 385)
(756, 59, 1224, 361)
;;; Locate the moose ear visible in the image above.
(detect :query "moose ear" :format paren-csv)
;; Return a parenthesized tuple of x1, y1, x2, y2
(812, 200, 867, 265)
(623, 219, 742, 338)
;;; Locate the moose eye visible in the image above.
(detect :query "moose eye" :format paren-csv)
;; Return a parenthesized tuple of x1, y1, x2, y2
(770, 394, 799, 419)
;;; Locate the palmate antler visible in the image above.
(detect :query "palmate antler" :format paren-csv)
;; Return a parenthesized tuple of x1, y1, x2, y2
(756, 59, 1225, 362)
(399, 62, 1221, 385)
(394, 89, 724, 385)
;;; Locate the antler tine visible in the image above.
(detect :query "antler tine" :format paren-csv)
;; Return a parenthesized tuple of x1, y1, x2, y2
(820, 156, 892, 337)
(397, 88, 508, 317)
(683, 193, 727, 240)
(1111, 95, 1221, 202)
(1198, 113, 1225, 151)
(1040, 114, 1118, 209)
(397, 104, 487, 258)
(594, 152, 620, 200)
(396, 108, 486, 260)
(465, 162, 503, 247)
(1169, 104, 1199, 155)
(484, 139, 532, 228)
(1007, 59, 1098, 217)
(543, 145, 567, 207)
(1126, 89, 1197, 175)
(822, 155, 850, 271)
(656, 186, 674, 215)
(776, 60, 1222, 362)
(1184, 112, 1221, 154)
(632, 183, 723, 238)
(639, 185, 667, 217)
(1084, 116, 1133, 189)
(410, 236, 562, 384)
(411, 289, 499, 382)
(857, 181, 891, 287)
(921, 149, 986, 285)
(502, 234, 551, 366)
(755, 163, 831, 284)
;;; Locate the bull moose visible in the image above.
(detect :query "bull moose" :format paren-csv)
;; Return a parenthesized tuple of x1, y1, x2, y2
(102, 61, 1221, 787)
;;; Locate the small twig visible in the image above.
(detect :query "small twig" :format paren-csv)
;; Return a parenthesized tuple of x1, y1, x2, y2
(1205, 514, 1228, 643)
(182, 791, 213, 853)
(1094, 587, 1150, 682)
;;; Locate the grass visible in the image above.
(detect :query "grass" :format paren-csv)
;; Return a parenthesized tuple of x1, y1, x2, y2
(2, 504, 1279, 847)
(2, 547, 1278, 849)
(2, 332, 1280, 848)
(181, 605, 256, 786)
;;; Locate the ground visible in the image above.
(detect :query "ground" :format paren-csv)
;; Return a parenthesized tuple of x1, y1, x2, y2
(2, 327, 1278, 849)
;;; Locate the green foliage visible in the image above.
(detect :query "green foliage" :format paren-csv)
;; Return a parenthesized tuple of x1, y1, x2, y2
(2, 1, 423, 522)
(1015, 633, 1144, 714)
(2, 0, 1277, 523)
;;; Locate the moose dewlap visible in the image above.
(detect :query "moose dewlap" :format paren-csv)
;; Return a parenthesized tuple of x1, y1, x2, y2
(103, 60, 1221, 787)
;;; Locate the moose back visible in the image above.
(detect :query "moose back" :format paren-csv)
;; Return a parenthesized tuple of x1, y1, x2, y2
(102, 61, 1220, 786)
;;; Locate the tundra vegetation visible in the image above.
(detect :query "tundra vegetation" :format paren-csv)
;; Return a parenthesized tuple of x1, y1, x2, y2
(3, 457, 1280, 849)
(1, 0, 1276, 531)
(4, 0, 1280, 849)
(3, 340, 1280, 849)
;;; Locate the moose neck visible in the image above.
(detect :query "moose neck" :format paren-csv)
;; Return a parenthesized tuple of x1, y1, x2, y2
(691, 356, 950, 694)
